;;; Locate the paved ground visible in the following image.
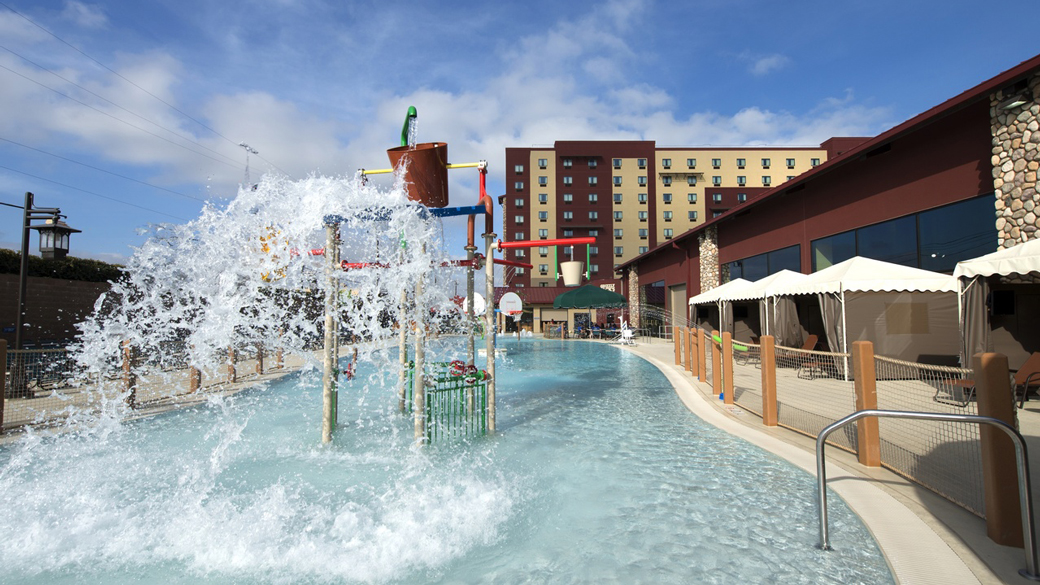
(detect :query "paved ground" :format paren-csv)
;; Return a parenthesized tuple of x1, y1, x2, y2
(614, 336, 1040, 585)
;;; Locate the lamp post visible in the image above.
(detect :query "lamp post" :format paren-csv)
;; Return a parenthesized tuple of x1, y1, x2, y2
(13, 192, 80, 350)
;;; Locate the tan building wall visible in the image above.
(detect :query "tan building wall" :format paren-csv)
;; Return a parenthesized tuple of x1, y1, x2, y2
(529, 150, 557, 286)
(612, 156, 651, 278)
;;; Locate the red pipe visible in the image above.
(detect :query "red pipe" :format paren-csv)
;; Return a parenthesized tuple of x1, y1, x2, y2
(493, 258, 533, 269)
(497, 237, 595, 249)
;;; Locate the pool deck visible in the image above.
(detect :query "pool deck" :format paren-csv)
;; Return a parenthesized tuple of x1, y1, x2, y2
(613, 336, 1038, 585)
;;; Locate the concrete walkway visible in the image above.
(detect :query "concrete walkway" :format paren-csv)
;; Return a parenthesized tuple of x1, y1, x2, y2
(613, 336, 1037, 585)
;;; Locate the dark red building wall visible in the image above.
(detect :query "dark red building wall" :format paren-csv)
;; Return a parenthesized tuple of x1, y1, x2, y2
(717, 99, 993, 270)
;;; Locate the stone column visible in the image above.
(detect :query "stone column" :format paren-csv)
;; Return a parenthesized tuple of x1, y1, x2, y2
(627, 266, 641, 329)
(991, 72, 1040, 247)
(698, 225, 720, 293)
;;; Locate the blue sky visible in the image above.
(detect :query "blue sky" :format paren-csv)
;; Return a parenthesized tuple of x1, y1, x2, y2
(0, 0, 1035, 264)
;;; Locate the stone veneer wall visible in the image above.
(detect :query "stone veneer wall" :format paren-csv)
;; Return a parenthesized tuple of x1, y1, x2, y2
(627, 266, 640, 328)
(992, 71, 1040, 248)
(698, 225, 720, 293)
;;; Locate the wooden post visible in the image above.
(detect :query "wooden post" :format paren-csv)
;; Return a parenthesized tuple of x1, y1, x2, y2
(697, 328, 707, 382)
(226, 346, 237, 384)
(0, 340, 7, 430)
(974, 352, 1024, 547)
(674, 326, 681, 365)
(189, 365, 201, 393)
(121, 340, 137, 409)
(685, 328, 694, 374)
(275, 328, 284, 370)
(255, 343, 264, 375)
(414, 264, 427, 443)
(722, 331, 734, 404)
(321, 223, 339, 444)
(711, 330, 721, 396)
(485, 232, 496, 433)
(851, 341, 880, 467)
(761, 335, 778, 426)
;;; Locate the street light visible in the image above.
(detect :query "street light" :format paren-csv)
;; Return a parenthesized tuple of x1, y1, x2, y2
(13, 192, 79, 350)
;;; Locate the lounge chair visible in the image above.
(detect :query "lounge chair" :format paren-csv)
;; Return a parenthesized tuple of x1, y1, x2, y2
(1015, 352, 1040, 408)
(796, 335, 827, 379)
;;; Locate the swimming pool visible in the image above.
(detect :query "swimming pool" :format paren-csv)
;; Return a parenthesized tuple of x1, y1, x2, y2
(0, 338, 892, 584)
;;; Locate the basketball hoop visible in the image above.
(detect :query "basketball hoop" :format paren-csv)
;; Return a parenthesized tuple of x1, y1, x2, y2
(507, 310, 522, 322)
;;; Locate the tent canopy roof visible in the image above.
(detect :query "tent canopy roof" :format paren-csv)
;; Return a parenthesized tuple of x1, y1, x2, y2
(953, 239, 1040, 280)
(552, 284, 628, 309)
(770, 256, 957, 296)
(719, 269, 809, 302)
(688, 278, 752, 306)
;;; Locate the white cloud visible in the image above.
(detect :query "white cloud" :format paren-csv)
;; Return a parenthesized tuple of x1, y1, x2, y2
(60, 1, 108, 29)
(738, 51, 791, 76)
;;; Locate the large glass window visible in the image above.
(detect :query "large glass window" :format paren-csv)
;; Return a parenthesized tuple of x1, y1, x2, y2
(725, 245, 801, 282)
(812, 231, 855, 271)
(857, 215, 916, 267)
(918, 195, 997, 272)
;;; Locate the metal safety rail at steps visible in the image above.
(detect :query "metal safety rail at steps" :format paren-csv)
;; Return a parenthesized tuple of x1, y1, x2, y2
(403, 361, 488, 443)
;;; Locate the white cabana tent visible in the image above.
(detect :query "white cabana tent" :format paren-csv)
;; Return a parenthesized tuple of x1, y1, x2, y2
(954, 239, 1040, 368)
(717, 269, 809, 342)
(688, 278, 752, 333)
(769, 257, 959, 373)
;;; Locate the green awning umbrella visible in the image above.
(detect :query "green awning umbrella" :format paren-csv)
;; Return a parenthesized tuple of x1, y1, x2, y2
(553, 285, 628, 309)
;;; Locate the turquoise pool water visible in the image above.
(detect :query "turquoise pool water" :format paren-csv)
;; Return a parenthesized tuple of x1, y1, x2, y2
(0, 338, 892, 584)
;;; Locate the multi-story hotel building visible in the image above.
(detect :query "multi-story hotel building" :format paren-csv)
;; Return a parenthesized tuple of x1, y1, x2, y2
(501, 140, 854, 289)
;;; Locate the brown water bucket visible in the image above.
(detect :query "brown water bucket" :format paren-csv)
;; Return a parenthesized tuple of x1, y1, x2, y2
(386, 142, 449, 208)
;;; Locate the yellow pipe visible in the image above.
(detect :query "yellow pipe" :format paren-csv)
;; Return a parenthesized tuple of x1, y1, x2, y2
(362, 162, 482, 176)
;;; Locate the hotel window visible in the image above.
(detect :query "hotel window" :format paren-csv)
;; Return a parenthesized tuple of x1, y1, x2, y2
(588, 211, 598, 220)
(688, 211, 698, 221)
(663, 176, 672, 186)
(737, 193, 747, 202)
(562, 158, 572, 168)
(638, 176, 647, 186)
(613, 193, 622, 203)
(589, 246, 598, 255)
(515, 249, 526, 258)
(614, 246, 624, 256)
(538, 229, 548, 238)
(639, 246, 648, 254)
(737, 176, 746, 186)
(687, 158, 696, 169)
(664, 229, 673, 239)
(687, 193, 697, 203)
(638, 158, 647, 169)
(538, 211, 548, 221)
(662, 193, 672, 203)
(736, 158, 746, 169)
(614, 228, 623, 238)
(614, 211, 623, 220)
(761, 158, 771, 169)
(663, 211, 673, 221)
(713, 193, 722, 203)
(514, 198, 524, 207)
(538, 158, 547, 169)
(515, 232, 524, 240)
(539, 246, 548, 255)
(662, 158, 671, 168)
(563, 211, 573, 220)
(712, 176, 721, 186)
(613, 176, 622, 186)
(613, 158, 622, 169)
(711, 158, 721, 168)
(786, 158, 795, 169)
(590, 264, 599, 274)
(563, 176, 573, 185)
(563, 193, 573, 202)
(687, 176, 697, 186)
(515, 267, 525, 274)
(514, 181, 524, 190)
(589, 193, 598, 202)
(563, 229, 573, 237)
(538, 176, 548, 186)
(589, 176, 598, 186)
(787, 175, 796, 181)
(514, 164, 524, 174)
(515, 215, 525, 224)
(811, 158, 821, 167)
(638, 211, 648, 221)
(638, 193, 648, 203)
(589, 229, 598, 236)
(713, 211, 723, 218)
(613, 264, 620, 273)
(639, 228, 648, 238)
(588, 159, 597, 168)
(538, 193, 548, 203)
(538, 264, 548, 274)
(762, 176, 771, 186)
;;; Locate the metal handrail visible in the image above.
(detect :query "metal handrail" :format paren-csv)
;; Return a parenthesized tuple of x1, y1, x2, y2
(816, 409, 1040, 581)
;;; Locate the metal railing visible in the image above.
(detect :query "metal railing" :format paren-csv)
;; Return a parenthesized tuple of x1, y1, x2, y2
(815, 409, 1039, 581)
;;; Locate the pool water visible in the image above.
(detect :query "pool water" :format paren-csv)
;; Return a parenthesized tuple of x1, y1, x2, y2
(0, 338, 892, 584)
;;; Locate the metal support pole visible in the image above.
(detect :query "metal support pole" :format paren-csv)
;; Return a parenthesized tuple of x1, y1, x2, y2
(398, 288, 408, 413)
(15, 192, 32, 351)
(485, 233, 496, 433)
(465, 244, 476, 414)
(413, 261, 427, 443)
(321, 223, 339, 444)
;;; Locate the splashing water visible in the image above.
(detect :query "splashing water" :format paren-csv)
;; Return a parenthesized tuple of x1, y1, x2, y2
(408, 117, 418, 149)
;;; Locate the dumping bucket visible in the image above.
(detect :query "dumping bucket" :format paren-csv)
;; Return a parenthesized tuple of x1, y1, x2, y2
(386, 142, 449, 208)
(560, 261, 584, 286)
